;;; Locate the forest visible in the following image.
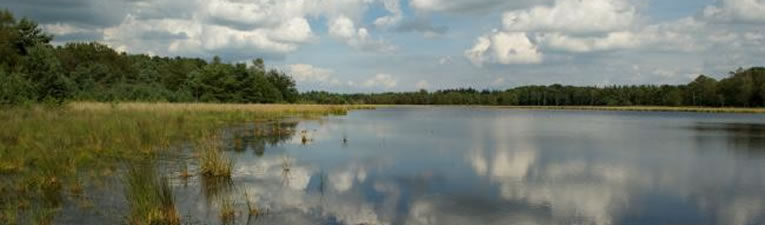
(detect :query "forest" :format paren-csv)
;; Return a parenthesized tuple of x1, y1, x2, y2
(0, 10, 298, 105)
(2, 9, 764, 108)
(303, 68, 765, 107)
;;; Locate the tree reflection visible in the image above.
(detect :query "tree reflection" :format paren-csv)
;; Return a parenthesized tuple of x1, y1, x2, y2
(691, 122, 765, 155)
(223, 122, 300, 157)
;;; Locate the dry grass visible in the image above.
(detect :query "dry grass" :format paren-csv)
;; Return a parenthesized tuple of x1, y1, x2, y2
(69, 102, 374, 114)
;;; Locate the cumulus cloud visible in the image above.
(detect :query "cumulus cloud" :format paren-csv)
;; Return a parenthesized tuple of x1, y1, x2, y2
(97, 0, 318, 60)
(465, 31, 543, 66)
(703, 0, 765, 23)
(288, 64, 334, 82)
(502, 0, 636, 33)
(29, 0, 398, 60)
(464, 0, 732, 67)
(374, 0, 404, 28)
(42, 23, 104, 43)
(329, 16, 397, 52)
(409, 0, 550, 13)
(363, 73, 398, 89)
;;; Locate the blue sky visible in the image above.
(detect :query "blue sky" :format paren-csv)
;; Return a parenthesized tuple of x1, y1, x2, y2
(5, 0, 765, 92)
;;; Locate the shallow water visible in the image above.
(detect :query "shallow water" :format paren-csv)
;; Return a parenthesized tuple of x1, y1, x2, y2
(62, 106, 765, 225)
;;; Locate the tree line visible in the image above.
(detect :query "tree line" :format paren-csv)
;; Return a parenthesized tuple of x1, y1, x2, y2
(302, 69, 765, 108)
(2, 9, 764, 108)
(0, 9, 297, 105)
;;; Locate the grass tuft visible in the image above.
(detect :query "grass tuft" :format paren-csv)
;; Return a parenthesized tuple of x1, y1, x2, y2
(198, 135, 233, 178)
(125, 163, 180, 225)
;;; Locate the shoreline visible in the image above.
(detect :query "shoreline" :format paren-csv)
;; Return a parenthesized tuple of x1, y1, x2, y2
(366, 104, 765, 114)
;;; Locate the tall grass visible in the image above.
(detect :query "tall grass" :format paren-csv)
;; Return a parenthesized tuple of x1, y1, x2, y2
(124, 163, 179, 225)
(0, 102, 368, 224)
(198, 135, 232, 178)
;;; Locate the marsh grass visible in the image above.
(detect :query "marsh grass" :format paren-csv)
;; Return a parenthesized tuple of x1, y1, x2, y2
(0, 102, 367, 224)
(198, 135, 233, 178)
(125, 163, 180, 225)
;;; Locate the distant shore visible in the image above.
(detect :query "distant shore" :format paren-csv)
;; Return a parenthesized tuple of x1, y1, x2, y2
(490, 105, 765, 114)
(368, 104, 765, 114)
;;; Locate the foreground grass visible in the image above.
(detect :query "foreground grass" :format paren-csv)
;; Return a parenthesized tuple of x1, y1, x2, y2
(0, 102, 370, 225)
(125, 163, 179, 225)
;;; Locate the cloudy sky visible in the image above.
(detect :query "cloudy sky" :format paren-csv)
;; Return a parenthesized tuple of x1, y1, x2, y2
(6, 0, 765, 92)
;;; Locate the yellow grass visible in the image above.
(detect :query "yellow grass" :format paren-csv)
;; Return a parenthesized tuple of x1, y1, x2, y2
(69, 102, 375, 113)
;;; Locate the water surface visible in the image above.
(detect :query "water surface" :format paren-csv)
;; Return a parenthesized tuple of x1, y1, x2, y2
(70, 107, 765, 225)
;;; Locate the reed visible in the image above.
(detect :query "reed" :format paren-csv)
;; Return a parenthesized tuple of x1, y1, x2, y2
(198, 135, 233, 178)
(124, 163, 180, 225)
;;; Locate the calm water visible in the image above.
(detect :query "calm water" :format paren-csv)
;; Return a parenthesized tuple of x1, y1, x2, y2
(64, 107, 765, 225)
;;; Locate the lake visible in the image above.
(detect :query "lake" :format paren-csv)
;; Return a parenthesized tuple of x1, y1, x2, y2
(61, 106, 765, 225)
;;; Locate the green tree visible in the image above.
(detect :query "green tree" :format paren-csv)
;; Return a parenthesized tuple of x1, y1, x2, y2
(0, 68, 33, 105)
(687, 75, 718, 106)
(24, 45, 74, 102)
(14, 18, 52, 55)
(266, 69, 298, 103)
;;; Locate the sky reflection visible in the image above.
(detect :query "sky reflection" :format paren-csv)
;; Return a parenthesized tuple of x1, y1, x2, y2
(172, 107, 765, 225)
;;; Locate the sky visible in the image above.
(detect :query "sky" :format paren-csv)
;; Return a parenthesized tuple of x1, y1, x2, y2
(4, 0, 765, 92)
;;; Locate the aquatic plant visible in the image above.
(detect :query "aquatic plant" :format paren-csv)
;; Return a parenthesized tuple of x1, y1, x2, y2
(198, 135, 233, 178)
(124, 163, 180, 225)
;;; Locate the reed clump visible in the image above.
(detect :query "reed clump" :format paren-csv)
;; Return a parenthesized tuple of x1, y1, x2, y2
(125, 163, 180, 225)
(198, 135, 233, 178)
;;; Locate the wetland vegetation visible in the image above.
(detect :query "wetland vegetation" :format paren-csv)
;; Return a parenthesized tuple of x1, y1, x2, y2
(0, 102, 367, 225)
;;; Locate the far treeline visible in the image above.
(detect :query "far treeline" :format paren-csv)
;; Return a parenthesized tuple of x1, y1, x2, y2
(0, 9, 297, 105)
(1, 9, 764, 108)
(303, 67, 765, 107)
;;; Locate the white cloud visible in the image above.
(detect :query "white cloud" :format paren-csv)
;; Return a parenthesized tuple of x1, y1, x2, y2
(537, 32, 641, 52)
(363, 73, 398, 89)
(464, 0, 717, 67)
(329, 16, 397, 52)
(102, 0, 317, 59)
(288, 64, 334, 82)
(409, 0, 548, 13)
(703, 0, 765, 23)
(42, 23, 96, 36)
(465, 31, 543, 67)
(374, 0, 404, 28)
(502, 0, 636, 33)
